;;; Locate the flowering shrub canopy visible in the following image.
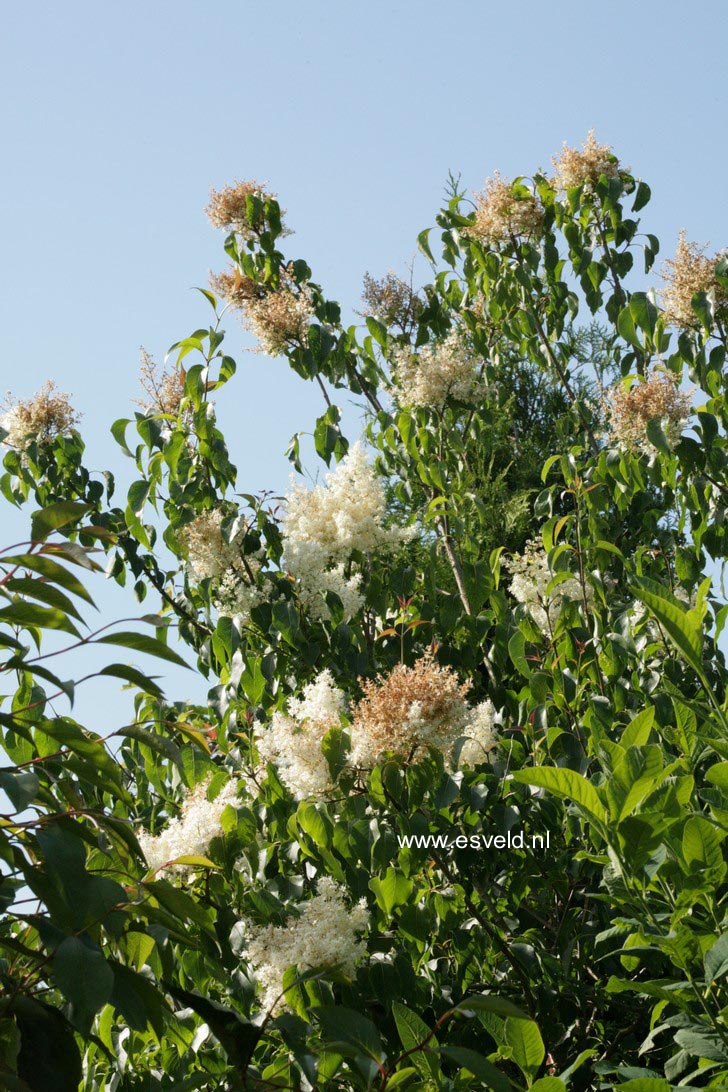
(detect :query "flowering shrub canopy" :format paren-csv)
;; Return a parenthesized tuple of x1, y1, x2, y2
(2, 134, 728, 1091)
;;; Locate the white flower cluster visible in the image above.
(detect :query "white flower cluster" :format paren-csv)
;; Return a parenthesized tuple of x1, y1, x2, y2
(456, 700, 499, 769)
(180, 509, 272, 623)
(282, 442, 412, 622)
(390, 331, 484, 409)
(137, 776, 238, 875)
(213, 552, 273, 621)
(503, 539, 588, 635)
(242, 877, 369, 1012)
(255, 670, 346, 799)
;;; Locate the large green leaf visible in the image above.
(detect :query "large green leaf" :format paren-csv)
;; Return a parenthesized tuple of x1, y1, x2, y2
(52, 937, 114, 1033)
(392, 1002, 439, 1082)
(510, 767, 607, 825)
(96, 630, 190, 668)
(503, 1016, 545, 1082)
(438, 1046, 512, 1092)
(0, 601, 81, 638)
(316, 1006, 384, 1062)
(630, 576, 704, 678)
(30, 501, 94, 542)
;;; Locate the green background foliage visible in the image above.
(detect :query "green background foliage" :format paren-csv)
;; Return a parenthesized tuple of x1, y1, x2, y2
(2, 146, 728, 1091)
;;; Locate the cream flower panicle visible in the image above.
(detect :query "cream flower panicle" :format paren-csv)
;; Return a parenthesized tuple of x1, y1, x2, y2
(255, 670, 346, 799)
(465, 171, 544, 247)
(241, 877, 369, 1012)
(602, 369, 693, 453)
(361, 270, 422, 331)
(135, 348, 189, 422)
(243, 279, 315, 356)
(457, 700, 499, 768)
(281, 442, 412, 622)
(661, 230, 727, 330)
(551, 130, 623, 193)
(503, 539, 588, 635)
(137, 775, 238, 875)
(390, 330, 485, 408)
(2, 381, 80, 451)
(179, 509, 272, 622)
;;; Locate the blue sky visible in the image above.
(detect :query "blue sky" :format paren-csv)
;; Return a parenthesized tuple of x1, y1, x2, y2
(1, 0, 726, 708)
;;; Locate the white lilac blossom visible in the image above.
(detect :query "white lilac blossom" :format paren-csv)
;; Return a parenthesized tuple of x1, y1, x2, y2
(242, 877, 369, 1012)
(281, 442, 412, 622)
(137, 776, 238, 875)
(503, 539, 588, 635)
(464, 171, 544, 247)
(255, 670, 346, 799)
(390, 331, 484, 409)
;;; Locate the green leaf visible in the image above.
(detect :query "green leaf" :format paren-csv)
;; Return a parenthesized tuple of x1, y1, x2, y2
(10, 995, 82, 1092)
(370, 867, 413, 915)
(417, 228, 435, 263)
(438, 1047, 512, 1092)
(1, 554, 95, 606)
(704, 932, 728, 981)
(632, 181, 651, 212)
(111, 417, 133, 456)
(630, 576, 704, 678)
(163, 984, 261, 1067)
(531, 1081, 567, 1092)
(127, 479, 151, 516)
(124, 931, 156, 972)
(316, 1006, 384, 1062)
(503, 1016, 545, 1082)
(621, 707, 655, 749)
(392, 1003, 439, 1082)
(616, 1081, 670, 1092)
(455, 994, 531, 1020)
(98, 663, 164, 698)
(628, 292, 658, 338)
(510, 767, 607, 825)
(96, 630, 190, 668)
(673, 1028, 728, 1061)
(3, 577, 85, 622)
(52, 937, 114, 1032)
(0, 770, 40, 811)
(682, 815, 725, 876)
(30, 501, 94, 542)
(296, 802, 332, 849)
(645, 418, 670, 454)
(0, 601, 81, 638)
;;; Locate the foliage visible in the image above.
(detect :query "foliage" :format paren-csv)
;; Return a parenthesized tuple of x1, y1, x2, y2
(1, 137, 728, 1091)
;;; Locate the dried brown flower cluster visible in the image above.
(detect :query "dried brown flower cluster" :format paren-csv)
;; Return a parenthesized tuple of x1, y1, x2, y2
(661, 231, 727, 330)
(349, 650, 472, 765)
(210, 263, 314, 356)
(361, 271, 422, 331)
(205, 179, 284, 237)
(2, 381, 80, 450)
(465, 172, 544, 247)
(603, 369, 693, 452)
(551, 130, 622, 192)
(209, 267, 264, 310)
(136, 349, 188, 420)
